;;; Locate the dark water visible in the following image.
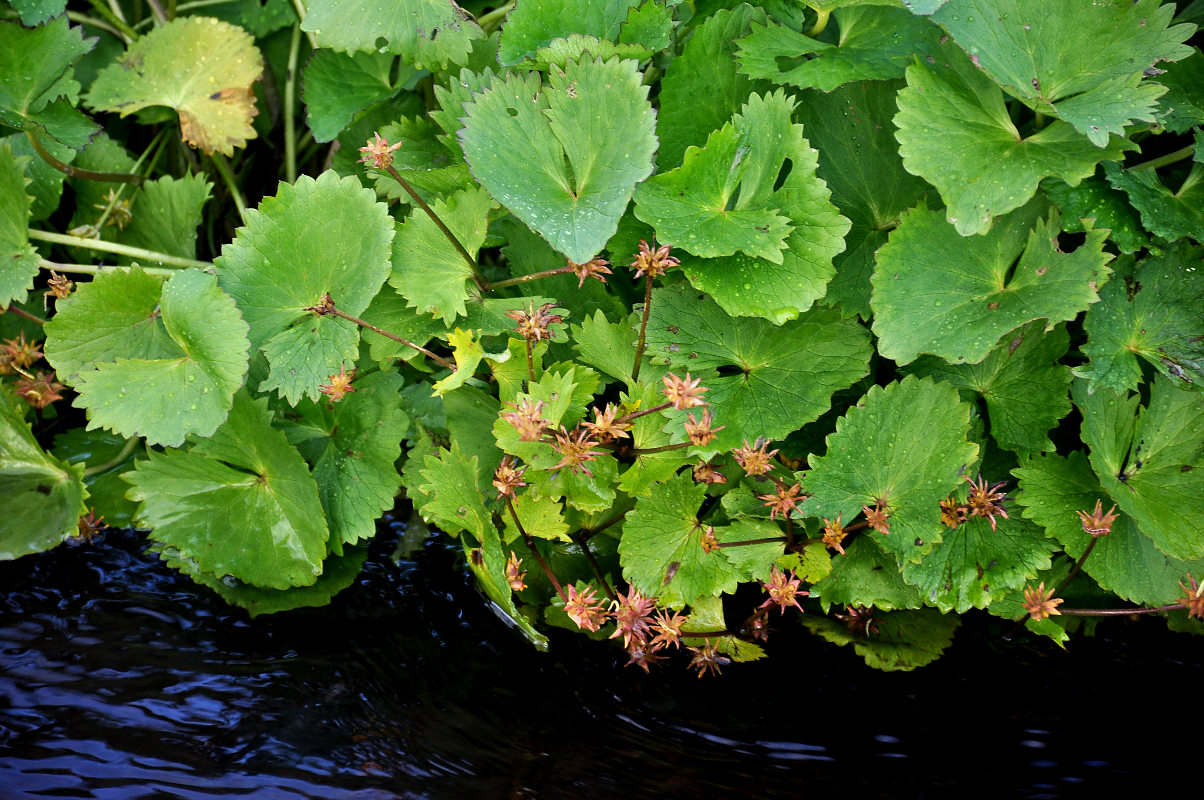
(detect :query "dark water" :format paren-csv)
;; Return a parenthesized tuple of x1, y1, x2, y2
(1, 518, 1199, 800)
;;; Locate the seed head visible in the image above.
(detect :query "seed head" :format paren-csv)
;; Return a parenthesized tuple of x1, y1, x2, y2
(564, 584, 609, 632)
(551, 425, 605, 476)
(492, 455, 528, 499)
(1076, 500, 1119, 538)
(0, 332, 42, 375)
(684, 407, 724, 446)
(733, 437, 779, 476)
(15, 371, 63, 409)
(822, 513, 848, 555)
(687, 642, 731, 678)
(44, 271, 74, 300)
(759, 565, 808, 615)
(692, 459, 728, 485)
(504, 552, 527, 592)
(835, 605, 879, 637)
(580, 403, 631, 444)
(630, 239, 680, 279)
(609, 587, 657, 649)
(504, 301, 563, 344)
(318, 363, 356, 402)
(964, 473, 1010, 531)
(648, 608, 688, 651)
(939, 496, 966, 530)
(758, 482, 805, 521)
(568, 256, 612, 288)
(1178, 574, 1204, 620)
(1022, 582, 1063, 621)
(863, 503, 891, 535)
(501, 398, 550, 442)
(358, 131, 403, 170)
(661, 371, 709, 410)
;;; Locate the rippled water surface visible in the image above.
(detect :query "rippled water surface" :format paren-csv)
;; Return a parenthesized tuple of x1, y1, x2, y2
(2, 520, 1199, 799)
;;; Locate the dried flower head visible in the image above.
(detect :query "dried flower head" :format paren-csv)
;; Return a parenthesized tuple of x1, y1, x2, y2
(700, 525, 720, 554)
(74, 508, 106, 541)
(564, 584, 609, 632)
(568, 256, 612, 288)
(1022, 582, 1063, 621)
(95, 188, 133, 230)
(684, 408, 724, 446)
(318, 363, 356, 401)
(687, 642, 730, 678)
(648, 608, 689, 651)
(822, 513, 848, 555)
(44, 271, 74, 300)
(0, 332, 42, 375)
(501, 398, 550, 442)
(551, 425, 605, 476)
(630, 239, 680, 279)
(492, 455, 528, 499)
(1076, 500, 1119, 538)
(610, 587, 658, 649)
(964, 473, 1010, 531)
(733, 437, 779, 476)
(625, 645, 667, 673)
(504, 301, 563, 344)
(835, 605, 879, 638)
(692, 459, 728, 485)
(939, 496, 966, 530)
(758, 482, 805, 521)
(1179, 574, 1204, 620)
(863, 503, 891, 535)
(358, 131, 403, 170)
(580, 403, 631, 444)
(15, 371, 64, 409)
(661, 372, 709, 411)
(759, 565, 808, 615)
(504, 553, 527, 592)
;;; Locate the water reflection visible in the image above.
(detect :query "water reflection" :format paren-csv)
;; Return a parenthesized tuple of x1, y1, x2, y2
(1, 519, 1200, 799)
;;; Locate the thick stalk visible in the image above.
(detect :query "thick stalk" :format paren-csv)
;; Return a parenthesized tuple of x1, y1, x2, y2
(209, 153, 248, 225)
(144, 0, 168, 24)
(477, 0, 515, 33)
(283, 23, 302, 184)
(807, 7, 830, 36)
(26, 130, 145, 185)
(86, 0, 135, 41)
(65, 11, 125, 38)
(716, 536, 789, 548)
(383, 164, 485, 290)
(613, 400, 671, 426)
(29, 230, 211, 269)
(83, 437, 140, 477)
(631, 274, 653, 382)
(1058, 604, 1185, 616)
(39, 258, 176, 278)
(289, 0, 318, 48)
(4, 306, 46, 325)
(1129, 145, 1194, 173)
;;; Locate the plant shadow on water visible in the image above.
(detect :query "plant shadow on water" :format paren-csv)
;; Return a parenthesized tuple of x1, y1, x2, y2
(1, 517, 1199, 800)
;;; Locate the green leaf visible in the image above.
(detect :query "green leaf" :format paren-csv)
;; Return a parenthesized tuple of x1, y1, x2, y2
(416, 442, 493, 539)
(1152, 49, 1204, 134)
(894, 38, 1133, 235)
(303, 51, 406, 143)
(1076, 376, 1204, 560)
(528, 34, 652, 72)
(908, 321, 1073, 455)
(430, 327, 511, 396)
(571, 309, 638, 385)
(715, 518, 786, 585)
(619, 473, 743, 607)
(0, 384, 87, 560)
(1043, 174, 1148, 255)
(497, 0, 641, 65)
(1102, 160, 1204, 244)
(872, 202, 1112, 365)
(66, 133, 136, 232)
(442, 384, 503, 493)
(503, 493, 570, 543)
(802, 608, 960, 671)
(795, 80, 933, 320)
(207, 0, 298, 39)
(281, 371, 408, 553)
(301, 0, 483, 70)
(51, 428, 139, 528)
(464, 523, 549, 650)
(52, 269, 250, 448)
(527, 451, 619, 512)
(216, 171, 394, 403)
(388, 186, 493, 324)
(459, 58, 656, 263)
(0, 16, 98, 150)
(656, 5, 773, 169)
(0, 142, 39, 308)
(931, 0, 1194, 146)
(805, 376, 979, 565)
(430, 66, 498, 162)
(124, 392, 329, 589)
(616, 380, 692, 497)
(10, 0, 67, 26)
(644, 284, 872, 449)
(1015, 451, 1204, 607)
(1079, 244, 1204, 393)
(736, 7, 941, 91)
(5, 132, 72, 223)
(86, 17, 263, 156)
(116, 173, 212, 261)
(618, 0, 673, 51)
(811, 536, 925, 612)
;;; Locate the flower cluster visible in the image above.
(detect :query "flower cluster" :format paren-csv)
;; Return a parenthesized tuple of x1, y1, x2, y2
(939, 475, 1009, 531)
(504, 302, 563, 344)
(630, 239, 680, 279)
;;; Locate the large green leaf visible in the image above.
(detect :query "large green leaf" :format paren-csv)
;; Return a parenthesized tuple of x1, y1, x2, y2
(0, 385, 87, 560)
(87, 17, 263, 156)
(802, 608, 959, 671)
(894, 38, 1132, 235)
(216, 171, 394, 403)
(810, 536, 925, 612)
(1043, 174, 1148, 255)
(415, 442, 494, 539)
(1015, 450, 1204, 606)
(908, 321, 1072, 455)
(1152, 49, 1204, 134)
(931, 0, 1195, 146)
(302, 51, 407, 143)
(497, 0, 641, 65)
(872, 202, 1111, 365)
(124, 392, 329, 589)
(10, 0, 67, 26)
(644, 284, 872, 450)
(1079, 244, 1204, 394)
(1077, 377, 1204, 560)
(51, 428, 139, 528)
(0, 142, 40, 308)
(0, 16, 98, 150)
(805, 376, 979, 565)
(459, 58, 656, 263)
(301, 0, 483, 70)
(736, 6, 941, 91)
(1102, 160, 1204, 244)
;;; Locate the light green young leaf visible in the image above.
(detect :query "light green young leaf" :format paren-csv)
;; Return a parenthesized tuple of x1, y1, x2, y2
(502, 493, 570, 543)
(872, 203, 1112, 365)
(1015, 451, 1204, 607)
(805, 376, 979, 565)
(0, 142, 39, 308)
(281, 371, 408, 553)
(619, 473, 743, 608)
(87, 17, 263, 156)
(644, 284, 872, 449)
(302, 0, 483, 70)
(618, 0, 673, 51)
(430, 327, 511, 396)
(497, 0, 641, 65)
(124, 392, 329, 589)
(389, 186, 493, 324)
(430, 66, 498, 161)
(810, 536, 925, 612)
(53, 269, 250, 447)
(416, 442, 493, 539)
(736, 7, 941, 91)
(216, 171, 394, 403)
(931, 0, 1195, 146)
(528, 34, 651, 72)
(116, 173, 212, 261)
(1079, 244, 1204, 394)
(303, 51, 405, 143)
(1102, 161, 1204, 244)
(0, 16, 98, 150)
(1076, 377, 1204, 560)
(894, 39, 1133, 235)
(0, 385, 87, 560)
(908, 321, 1073, 455)
(459, 58, 656, 263)
(802, 608, 959, 671)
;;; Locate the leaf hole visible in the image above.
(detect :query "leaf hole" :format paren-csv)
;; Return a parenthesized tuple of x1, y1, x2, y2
(772, 157, 793, 192)
(506, 106, 519, 117)
(773, 54, 808, 74)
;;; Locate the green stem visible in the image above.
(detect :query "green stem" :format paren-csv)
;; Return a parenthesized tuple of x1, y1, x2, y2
(65, 10, 125, 38)
(631, 274, 653, 382)
(39, 258, 176, 278)
(86, 0, 135, 41)
(572, 532, 617, 603)
(29, 230, 211, 269)
(25, 130, 145, 185)
(284, 22, 302, 184)
(488, 265, 574, 290)
(383, 164, 484, 289)
(4, 305, 46, 325)
(807, 6, 830, 36)
(477, 0, 515, 33)
(289, 0, 319, 48)
(144, 0, 168, 24)
(1128, 145, 1194, 173)
(209, 153, 248, 225)
(83, 437, 140, 477)
(318, 301, 456, 371)
(507, 497, 566, 602)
